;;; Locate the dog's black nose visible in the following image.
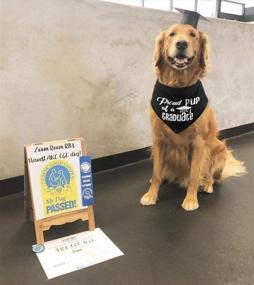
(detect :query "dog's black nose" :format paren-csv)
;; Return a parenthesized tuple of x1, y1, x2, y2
(176, 41, 188, 51)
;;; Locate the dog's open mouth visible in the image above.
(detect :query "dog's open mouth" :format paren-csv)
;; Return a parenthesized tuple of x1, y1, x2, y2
(168, 55, 194, 70)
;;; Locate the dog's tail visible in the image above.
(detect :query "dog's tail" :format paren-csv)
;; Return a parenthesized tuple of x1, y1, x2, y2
(221, 149, 247, 179)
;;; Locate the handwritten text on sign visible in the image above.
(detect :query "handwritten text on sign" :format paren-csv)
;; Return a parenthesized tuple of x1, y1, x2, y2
(27, 142, 81, 163)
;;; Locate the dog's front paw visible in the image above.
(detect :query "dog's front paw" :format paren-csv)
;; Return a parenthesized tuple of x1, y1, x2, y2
(182, 195, 199, 211)
(140, 192, 157, 206)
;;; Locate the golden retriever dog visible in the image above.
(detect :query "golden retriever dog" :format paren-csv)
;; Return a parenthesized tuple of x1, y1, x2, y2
(140, 24, 246, 211)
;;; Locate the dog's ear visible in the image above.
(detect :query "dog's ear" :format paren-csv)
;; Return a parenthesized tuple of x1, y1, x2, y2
(199, 32, 209, 76)
(153, 32, 165, 68)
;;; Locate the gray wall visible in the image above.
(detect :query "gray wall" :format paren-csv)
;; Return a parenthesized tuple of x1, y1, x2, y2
(1, 0, 254, 180)
(244, 7, 254, 22)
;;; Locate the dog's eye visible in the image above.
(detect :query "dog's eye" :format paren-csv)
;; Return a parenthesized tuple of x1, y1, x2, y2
(190, 32, 196, 37)
(169, 32, 175, 37)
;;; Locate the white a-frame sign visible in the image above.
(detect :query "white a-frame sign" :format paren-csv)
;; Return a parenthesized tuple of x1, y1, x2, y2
(24, 138, 95, 244)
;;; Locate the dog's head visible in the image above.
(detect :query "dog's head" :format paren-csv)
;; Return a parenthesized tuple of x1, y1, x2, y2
(154, 24, 209, 78)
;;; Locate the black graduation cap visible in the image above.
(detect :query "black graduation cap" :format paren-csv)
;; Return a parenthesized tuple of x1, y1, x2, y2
(175, 8, 209, 28)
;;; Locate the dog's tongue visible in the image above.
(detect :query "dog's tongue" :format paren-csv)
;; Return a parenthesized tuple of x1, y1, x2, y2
(175, 57, 188, 64)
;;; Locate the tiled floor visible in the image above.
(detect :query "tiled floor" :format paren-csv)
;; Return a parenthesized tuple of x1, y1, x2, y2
(0, 133, 253, 285)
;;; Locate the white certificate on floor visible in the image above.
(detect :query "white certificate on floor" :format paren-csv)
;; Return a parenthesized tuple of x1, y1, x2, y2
(35, 228, 124, 279)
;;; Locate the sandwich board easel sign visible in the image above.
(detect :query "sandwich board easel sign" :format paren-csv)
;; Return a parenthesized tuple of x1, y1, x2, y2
(24, 137, 95, 244)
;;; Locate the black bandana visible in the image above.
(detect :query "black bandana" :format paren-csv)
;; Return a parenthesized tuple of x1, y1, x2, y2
(151, 80, 208, 133)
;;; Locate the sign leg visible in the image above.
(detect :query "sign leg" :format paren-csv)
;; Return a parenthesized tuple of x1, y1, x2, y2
(88, 206, 95, 230)
(35, 222, 44, 244)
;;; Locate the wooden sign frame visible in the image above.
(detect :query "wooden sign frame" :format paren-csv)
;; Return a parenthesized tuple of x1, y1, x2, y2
(24, 137, 95, 244)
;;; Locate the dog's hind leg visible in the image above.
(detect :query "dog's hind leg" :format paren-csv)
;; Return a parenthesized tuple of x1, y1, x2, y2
(203, 176, 214, 194)
(140, 141, 165, 206)
(210, 139, 228, 182)
(200, 151, 214, 194)
(200, 139, 226, 193)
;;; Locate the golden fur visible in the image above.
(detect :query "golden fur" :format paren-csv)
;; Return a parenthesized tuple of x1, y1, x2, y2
(140, 24, 246, 211)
